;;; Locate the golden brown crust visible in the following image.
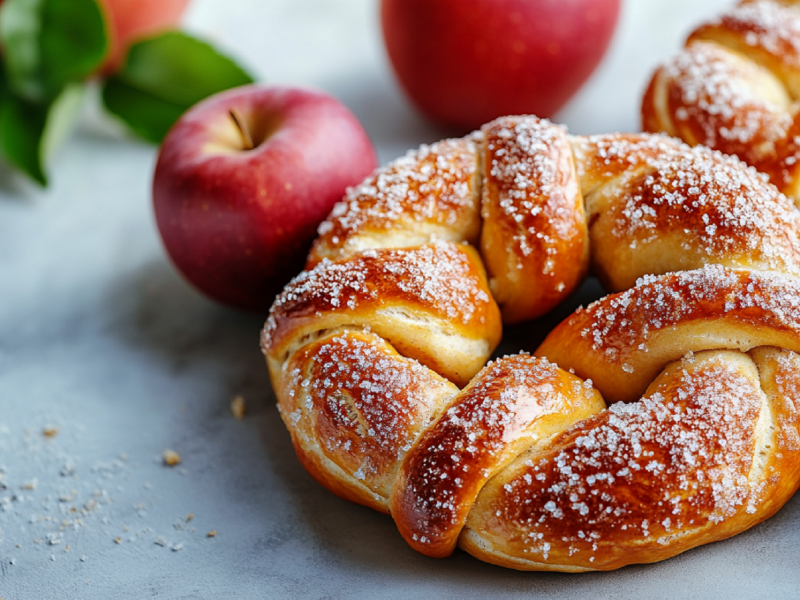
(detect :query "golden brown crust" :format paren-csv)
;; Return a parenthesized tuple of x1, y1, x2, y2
(262, 114, 800, 572)
(570, 133, 684, 197)
(758, 116, 800, 198)
(648, 41, 789, 168)
(275, 329, 459, 511)
(641, 0, 800, 201)
(570, 133, 800, 290)
(690, 1, 800, 96)
(308, 137, 482, 267)
(582, 138, 800, 289)
(536, 266, 800, 402)
(391, 355, 604, 558)
(263, 241, 502, 387)
(480, 117, 589, 323)
(462, 349, 800, 571)
(748, 347, 800, 501)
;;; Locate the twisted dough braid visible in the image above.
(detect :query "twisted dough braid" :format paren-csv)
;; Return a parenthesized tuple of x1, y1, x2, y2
(642, 0, 800, 203)
(261, 116, 800, 571)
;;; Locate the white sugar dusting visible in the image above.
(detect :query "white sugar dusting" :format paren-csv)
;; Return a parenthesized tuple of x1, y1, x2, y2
(576, 265, 800, 355)
(285, 330, 454, 495)
(485, 118, 566, 221)
(594, 139, 800, 268)
(400, 355, 601, 544)
(769, 350, 800, 453)
(257, 74, 800, 569)
(314, 136, 481, 256)
(483, 117, 581, 269)
(711, 1, 800, 67)
(649, 0, 800, 189)
(662, 41, 789, 151)
(490, 354, 762, 564)
(263, 241, 492, 350)
(0, 420, 207, 569)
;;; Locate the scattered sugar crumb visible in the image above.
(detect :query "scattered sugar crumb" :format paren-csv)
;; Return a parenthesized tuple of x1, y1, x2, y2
(230, 396, 246, 420)
(162, 450, 181, 467)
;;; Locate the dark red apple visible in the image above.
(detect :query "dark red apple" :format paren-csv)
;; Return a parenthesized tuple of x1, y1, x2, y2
(381, 0, 621, 130)
(153, 84, 378, 311)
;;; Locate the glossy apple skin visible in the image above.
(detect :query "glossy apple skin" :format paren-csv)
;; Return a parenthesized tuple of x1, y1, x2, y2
(381, 0, 621, 130)
(153, 85, 378, 311)
(98, 0, 190, 73)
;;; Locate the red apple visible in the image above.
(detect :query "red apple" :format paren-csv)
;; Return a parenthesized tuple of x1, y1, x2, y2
(381, 0, 621, 130)
(153, 84, 378, 311)
(97, 0, 191, 74)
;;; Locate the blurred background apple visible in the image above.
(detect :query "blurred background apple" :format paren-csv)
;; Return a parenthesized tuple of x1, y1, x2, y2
(381, 0, 621, 131)
(98, 0, 191, 73)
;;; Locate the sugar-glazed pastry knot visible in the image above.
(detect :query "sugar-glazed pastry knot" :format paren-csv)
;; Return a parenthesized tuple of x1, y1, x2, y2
(642, 0, 800, 204)
(261, 115, 800, 571)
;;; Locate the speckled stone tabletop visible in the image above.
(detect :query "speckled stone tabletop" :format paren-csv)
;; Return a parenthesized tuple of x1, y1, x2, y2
(1, 0, 798, 598)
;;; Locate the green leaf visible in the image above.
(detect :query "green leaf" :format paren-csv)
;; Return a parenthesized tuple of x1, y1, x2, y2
(41, 83, 84, 161)
(0, 93, 48, 184)
(101, 78, 186, 144)
(101, 31, 254, 143)
(0, 0, 107, 102)
(0, 83, 85, 185)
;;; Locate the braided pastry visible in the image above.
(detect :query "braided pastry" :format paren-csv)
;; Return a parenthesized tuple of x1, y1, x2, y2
(261, 115, 800, 571)
(642, 0, 800, 203)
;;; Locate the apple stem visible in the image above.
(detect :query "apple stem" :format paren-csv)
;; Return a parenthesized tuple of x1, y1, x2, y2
(229, 108, 255, 150)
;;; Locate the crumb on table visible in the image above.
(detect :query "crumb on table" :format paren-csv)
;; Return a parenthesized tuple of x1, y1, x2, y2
(163, 450, 181, 467)
(231, 395, 246, 419)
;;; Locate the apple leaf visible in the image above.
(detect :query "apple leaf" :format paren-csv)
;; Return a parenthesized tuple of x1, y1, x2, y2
(0, 93, 48, 185)
(0, 0, 107, 102)
(0, 82, 85, 185)
(40, 83, 85, 163)
(101, 32, 254, 143)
